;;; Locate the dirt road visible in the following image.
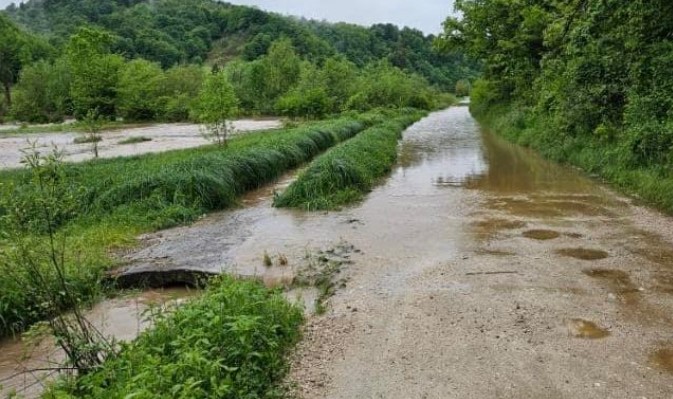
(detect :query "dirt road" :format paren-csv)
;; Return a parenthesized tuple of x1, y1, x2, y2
(0, 119, 281, 170)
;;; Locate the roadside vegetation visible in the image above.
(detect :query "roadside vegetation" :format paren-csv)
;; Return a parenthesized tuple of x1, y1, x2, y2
(438, 1, 673, 213)
(49, 276, 303, 399)
(275, 110, 427, 210)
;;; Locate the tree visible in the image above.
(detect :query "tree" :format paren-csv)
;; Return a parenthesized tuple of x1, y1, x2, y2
(10, 59, 71, 123)
(117, 59, 166, 121)
(66, 27, 124, 119)
(193, 71, 239, 146)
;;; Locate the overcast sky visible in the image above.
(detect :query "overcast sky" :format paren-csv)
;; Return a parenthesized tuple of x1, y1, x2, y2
(0, 0, 455, 34)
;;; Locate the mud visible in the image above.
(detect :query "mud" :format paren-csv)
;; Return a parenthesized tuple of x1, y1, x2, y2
(567, 319, 610, 339)
(0, 119, 281, 170)
(651, 348, 673, 374)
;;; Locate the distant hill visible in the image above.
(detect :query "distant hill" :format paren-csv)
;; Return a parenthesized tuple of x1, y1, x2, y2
(3, 0, 476, 89)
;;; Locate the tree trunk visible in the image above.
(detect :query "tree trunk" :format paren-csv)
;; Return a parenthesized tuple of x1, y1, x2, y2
(2, 81, 11, 109)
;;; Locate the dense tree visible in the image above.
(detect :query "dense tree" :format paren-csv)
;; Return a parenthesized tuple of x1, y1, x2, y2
(10, 59, 71, 122)
(117, 59, 165, 121)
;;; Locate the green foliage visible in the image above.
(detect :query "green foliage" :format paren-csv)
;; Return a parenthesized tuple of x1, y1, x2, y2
(117, 59, 166, 121)
(10, 58, 71, 123)
(66, 27, 124, 119)
(159, 64, 205, 122)
(345, 62, 436, 111)
(193, 70, 239, 145)
(443, 0, 673, 213)
(52, 277, 303, 398)
(274, 109, 426, 210)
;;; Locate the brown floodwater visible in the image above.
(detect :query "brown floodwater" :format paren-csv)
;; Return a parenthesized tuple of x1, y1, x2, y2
(0, 288, 197, 398)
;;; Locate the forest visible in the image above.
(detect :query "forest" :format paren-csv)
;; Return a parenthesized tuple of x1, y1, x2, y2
(439, 0, 673, 211)
(0, 0, 475, 124)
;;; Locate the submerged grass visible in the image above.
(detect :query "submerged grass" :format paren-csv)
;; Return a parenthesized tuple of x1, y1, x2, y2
(0, 115, 373, 337)
(50, 276, 303, 398)
(274, 109, 426, 210)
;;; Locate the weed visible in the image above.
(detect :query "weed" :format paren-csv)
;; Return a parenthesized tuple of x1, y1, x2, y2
(263, 251, 273, 267)
(278, 254, 288, 266)
(73, 135, 102, 144)
(118, 136, 152, 145)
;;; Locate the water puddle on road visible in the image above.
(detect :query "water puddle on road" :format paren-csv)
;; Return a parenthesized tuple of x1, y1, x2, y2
(523, 229, 561, 240)
(557, 248, 609, 261)
(567, 319, 611, 339)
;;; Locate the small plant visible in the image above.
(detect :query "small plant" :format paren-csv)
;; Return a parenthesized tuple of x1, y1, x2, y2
(263, 251, 273, 267)
(80, 109, 103, 158)
(73, 135, 102, 144)
(278, 253, 288, 266)
(118, 136, 152, 145)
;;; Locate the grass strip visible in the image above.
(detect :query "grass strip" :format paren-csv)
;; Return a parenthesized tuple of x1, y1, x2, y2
(0, 115, 376, 337)
(50, 277, 303, 398)
(274, 109, 427, 210)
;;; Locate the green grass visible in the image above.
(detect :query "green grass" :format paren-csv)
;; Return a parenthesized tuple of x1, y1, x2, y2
(0, 115, 376, 337)
(274, 109, 426, 210)
(474, 103, 673, 214)
(0, 121, 154, 136)
(118, 136, 152, 145)
(50, 276, 303, 399)
(73, 135, 103, 144)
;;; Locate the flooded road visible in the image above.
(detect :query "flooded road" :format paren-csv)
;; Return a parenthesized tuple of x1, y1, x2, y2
(7, 106, 673, 397)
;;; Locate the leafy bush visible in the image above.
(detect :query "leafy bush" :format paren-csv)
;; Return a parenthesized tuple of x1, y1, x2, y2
(52, 277, 303, 398)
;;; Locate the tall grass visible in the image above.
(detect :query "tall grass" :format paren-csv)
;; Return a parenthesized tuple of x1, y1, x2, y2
(50, 277, 303, 398)
(0, 116, 371, 337)
(274, 109, 426, 210)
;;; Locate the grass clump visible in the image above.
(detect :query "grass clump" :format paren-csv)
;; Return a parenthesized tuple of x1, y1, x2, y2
(73, 135, 102, 144)
(118, 136, 152, 145)
(51, 276, 303, 398)
(274, 109, 426, 210)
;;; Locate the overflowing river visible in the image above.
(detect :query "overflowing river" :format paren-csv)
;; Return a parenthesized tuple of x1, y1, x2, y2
(4, 106, 673, 398)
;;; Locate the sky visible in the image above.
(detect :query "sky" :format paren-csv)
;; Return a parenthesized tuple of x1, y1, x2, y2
(227, 0, 455, 34)
(0, 0, 455, 34)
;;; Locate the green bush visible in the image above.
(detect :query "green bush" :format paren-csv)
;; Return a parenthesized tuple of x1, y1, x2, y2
(52, 277, 303, 398)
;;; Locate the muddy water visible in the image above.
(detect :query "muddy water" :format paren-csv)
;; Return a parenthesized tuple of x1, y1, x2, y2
(0, 288, 196, 398)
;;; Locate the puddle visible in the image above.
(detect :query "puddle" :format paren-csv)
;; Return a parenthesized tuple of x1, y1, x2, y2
(567, 319, 610, 339)
(523, 229, 561, 241)
(0, 287, 198, 398)
(582, 268, 640, 306)
(557, 248, 609, 260)
(651, 348, 673, 374)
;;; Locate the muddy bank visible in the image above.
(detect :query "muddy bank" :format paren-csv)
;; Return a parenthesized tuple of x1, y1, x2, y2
(0, 119, 281, 170)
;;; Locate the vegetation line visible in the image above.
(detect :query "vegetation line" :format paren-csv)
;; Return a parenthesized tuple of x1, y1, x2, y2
(274, 109, 427, 210)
